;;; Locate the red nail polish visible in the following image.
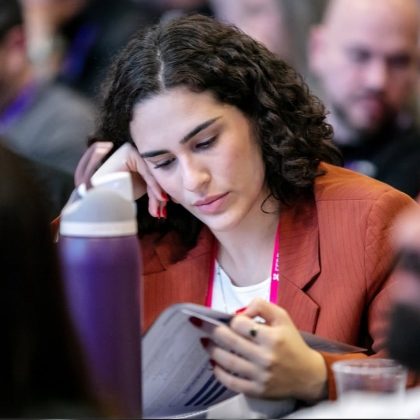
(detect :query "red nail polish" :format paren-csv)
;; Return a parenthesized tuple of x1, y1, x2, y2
(200, 337, 210, 348)
(189, 316, 203, 328)
(162, 207, 167, 218)
(235, 306, 247, 314)
(162, 192, 168, 201)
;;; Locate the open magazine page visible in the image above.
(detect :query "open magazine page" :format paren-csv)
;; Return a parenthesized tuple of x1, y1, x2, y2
(142, 304, 235, 418)
(142, 303, 366, 419)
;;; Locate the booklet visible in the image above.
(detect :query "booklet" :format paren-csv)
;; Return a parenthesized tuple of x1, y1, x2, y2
(142, 303, 366, 419)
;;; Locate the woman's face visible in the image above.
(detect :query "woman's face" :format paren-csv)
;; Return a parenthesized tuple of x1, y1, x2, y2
(130, 87, 268, 232)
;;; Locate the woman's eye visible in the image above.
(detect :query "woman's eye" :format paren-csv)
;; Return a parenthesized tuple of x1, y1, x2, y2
(153, 157, 175, 169)
(196, 136, 216, 150)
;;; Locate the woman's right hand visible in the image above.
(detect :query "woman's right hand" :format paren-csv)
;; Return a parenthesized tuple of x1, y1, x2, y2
(75, 142, 167, 218)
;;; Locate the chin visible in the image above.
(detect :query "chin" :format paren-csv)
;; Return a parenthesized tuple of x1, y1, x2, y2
(200, 213, 242, 233)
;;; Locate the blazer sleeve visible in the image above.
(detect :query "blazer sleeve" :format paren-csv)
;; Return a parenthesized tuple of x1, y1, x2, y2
(321, 189, 419, 400)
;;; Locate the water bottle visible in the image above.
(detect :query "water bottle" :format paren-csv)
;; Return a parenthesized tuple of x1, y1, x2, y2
(58, 173, 142, 417)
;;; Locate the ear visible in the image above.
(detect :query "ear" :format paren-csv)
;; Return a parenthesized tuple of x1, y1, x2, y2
(307, 24, 326, 75)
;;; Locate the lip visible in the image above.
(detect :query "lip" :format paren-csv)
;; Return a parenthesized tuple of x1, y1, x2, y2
(193, 192, 229, 214)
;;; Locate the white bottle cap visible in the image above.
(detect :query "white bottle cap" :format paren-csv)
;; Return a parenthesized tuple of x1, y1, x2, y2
(60, 187, 138, 238)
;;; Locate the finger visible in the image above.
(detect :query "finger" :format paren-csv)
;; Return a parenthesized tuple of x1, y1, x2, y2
(91, 143, 150, 199)
(188, 316, 218, 335)
(129, 154, 166, 202)
(209, 321, 268, 366)
(92, 143, 138, 177)
(207, 342, 259, 382)
(118, 143, 166, 201)
(230, 315, 276, 347)
(212, 364, 263, 397)
(160, 200, 167, 219)
(147, 186, 161, 218)
(241, 298, 291, 327)
(74, 142, 113, 186)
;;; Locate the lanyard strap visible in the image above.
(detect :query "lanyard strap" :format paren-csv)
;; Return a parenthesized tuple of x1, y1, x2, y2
(205, 222, 281, 307)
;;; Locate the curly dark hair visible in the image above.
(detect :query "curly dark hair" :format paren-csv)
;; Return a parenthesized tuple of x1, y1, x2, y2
(97, 14, 341, 248)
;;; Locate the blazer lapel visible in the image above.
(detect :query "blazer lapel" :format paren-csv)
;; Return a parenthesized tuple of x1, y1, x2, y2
(142, 228, 214, 330)
(143, 201, 322, 333)
(278, 199, 321, 333)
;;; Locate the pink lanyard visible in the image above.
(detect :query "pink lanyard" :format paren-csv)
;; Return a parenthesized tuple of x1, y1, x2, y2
(205, 222, 281, 307)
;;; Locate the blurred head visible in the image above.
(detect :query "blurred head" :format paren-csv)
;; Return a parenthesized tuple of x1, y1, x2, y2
(309, 0, 420, 140)
(0, 0, 27, 109)
(210, 0, 291, 62)
(0, 143, 96, 416)
(100, 14, 340, 212)
(20, 0, 89, 27)
(387, 207, 420, 372)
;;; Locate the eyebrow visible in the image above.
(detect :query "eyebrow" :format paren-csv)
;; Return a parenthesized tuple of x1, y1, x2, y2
(139, 117, 221, 158)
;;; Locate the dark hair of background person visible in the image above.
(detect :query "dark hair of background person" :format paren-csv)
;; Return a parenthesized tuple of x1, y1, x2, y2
(0, 0, 21, 40)
(0, 143, 102, 417)
(96, 14, 342, 251)
(0, 0, 77, 220)
(56, 0, 162, 100)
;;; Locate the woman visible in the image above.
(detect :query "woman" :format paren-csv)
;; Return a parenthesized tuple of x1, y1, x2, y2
(0, 143, 102, 417)
(77, 14, 417, 402)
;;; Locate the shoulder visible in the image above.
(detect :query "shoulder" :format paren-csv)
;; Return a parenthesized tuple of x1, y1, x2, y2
(315, 162, 413, 204)
(140, 226, 214, 275)
(314, 163, 418, 243)
(35, 83, 97, 120)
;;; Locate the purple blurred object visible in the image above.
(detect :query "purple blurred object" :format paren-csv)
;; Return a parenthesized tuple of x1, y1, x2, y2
(59, 186, 142, 417)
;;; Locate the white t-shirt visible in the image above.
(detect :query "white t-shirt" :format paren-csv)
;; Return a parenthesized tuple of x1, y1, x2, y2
(211, 260, 270, 314)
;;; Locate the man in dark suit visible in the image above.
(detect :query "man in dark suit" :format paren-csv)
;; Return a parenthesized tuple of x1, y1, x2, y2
(309, 0, 420, 198)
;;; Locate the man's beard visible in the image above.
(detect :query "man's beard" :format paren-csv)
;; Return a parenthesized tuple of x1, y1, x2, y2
(331, 99, 396, 142)
(387, 303, 420, 373)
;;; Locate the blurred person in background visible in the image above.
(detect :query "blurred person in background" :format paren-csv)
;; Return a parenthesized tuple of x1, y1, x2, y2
(21, 0, 213, 100)
(0, 143, 104, 418)
(387, 206, 420, 376)
(210, 0, 322, 81)
(0, 0, 96, 213)
(309, 0, 420, 198)
(152, 0, 213, 22)
(210, 0, 292, 65)
(0, 138, 73, 219)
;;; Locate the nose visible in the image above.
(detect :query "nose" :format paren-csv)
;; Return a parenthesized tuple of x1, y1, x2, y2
(364, 59, 389, 92)
(180, 156, 210, 193)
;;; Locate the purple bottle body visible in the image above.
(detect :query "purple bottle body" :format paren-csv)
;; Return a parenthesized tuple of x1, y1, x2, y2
(58, 186, 142, 418)
(59, 235, 142, 417)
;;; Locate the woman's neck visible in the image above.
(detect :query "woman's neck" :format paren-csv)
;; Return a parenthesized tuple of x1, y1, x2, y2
(211, 196, 280, 287)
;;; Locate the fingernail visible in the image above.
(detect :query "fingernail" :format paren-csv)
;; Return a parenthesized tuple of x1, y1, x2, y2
(162, 192, 168, 201)
(200, 337, 210, 348)
(157, 208, 161, 219)
(162, 206, 167, 218)
(235, 306, 247, 314)
(189, 316, 202, 328)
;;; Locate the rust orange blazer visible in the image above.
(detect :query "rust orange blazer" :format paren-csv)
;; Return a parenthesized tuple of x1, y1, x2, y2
(139, 163, 418, 397)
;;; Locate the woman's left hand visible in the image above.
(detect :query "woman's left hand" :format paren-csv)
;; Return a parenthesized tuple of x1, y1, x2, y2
(202, 298, 327, 401)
